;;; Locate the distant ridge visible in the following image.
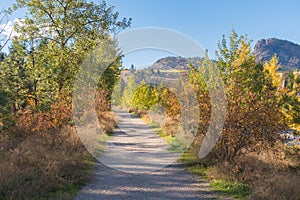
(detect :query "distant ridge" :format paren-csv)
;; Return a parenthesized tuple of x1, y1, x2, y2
(146, 38, 300, 72)
(254, 38, 300, 71)
(149, 56, 203, 70)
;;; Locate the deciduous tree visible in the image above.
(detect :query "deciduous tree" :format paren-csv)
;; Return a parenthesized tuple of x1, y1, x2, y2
(10, 0, 131, 93)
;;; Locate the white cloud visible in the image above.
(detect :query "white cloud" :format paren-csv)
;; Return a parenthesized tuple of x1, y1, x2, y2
(1, 18, 59, 41)
(0, 20, 13, 37)
(0, 18, 23, 39)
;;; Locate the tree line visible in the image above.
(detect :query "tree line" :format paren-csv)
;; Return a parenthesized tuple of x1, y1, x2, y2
(0, 0, 131, 134)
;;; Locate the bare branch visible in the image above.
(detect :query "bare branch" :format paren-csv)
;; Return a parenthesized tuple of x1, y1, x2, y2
(0, 9, 11, 51)
(0, 26, 13, 51)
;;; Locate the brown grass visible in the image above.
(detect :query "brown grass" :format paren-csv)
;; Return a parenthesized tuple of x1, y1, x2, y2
(98, 111, 117, 134)
(0, 125, 95, 200)
(205, 143, 300, 200)
(162, 116, 180, 137)
(0, 110, 116, 200)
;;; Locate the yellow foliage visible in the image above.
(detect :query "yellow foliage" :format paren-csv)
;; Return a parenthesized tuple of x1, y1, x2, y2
(233, 41, 251, 68)
(263, 55, 282, 88)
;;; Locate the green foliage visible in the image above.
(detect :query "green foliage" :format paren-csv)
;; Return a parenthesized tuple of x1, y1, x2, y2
(0, 89, 9, 116)
(184, 30, 284, 162)
(0, 39, 30, 111)
(122, 75, 138, 108)
(4, 0, 131, 109)
(279, 71, 300, 125)
(131, 81, 159, 110)
(111, 78, 124, 106)
(167, 137, 186, 153)
(180, 146, 209, 179)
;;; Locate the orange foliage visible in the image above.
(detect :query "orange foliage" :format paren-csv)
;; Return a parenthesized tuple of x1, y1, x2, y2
(17, 95, 73, 134)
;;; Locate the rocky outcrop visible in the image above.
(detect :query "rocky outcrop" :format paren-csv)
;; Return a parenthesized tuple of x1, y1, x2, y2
(150, 57, 203, 70)
(254, 38, 300, 71)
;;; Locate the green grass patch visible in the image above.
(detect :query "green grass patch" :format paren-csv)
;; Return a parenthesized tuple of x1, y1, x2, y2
(210, 180, 251, 199)
(180, 147, 209, 178)
(167, 137, 187, 153)
(180, 148, 252, 199)
(157, 130, 168, 137)
(147, 121, 161, 130)
(188, 165, 208, 177)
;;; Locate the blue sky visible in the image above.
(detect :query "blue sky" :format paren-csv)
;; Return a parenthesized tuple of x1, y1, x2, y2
(1, 0, 300, 68)
(106, 0, 300, 67)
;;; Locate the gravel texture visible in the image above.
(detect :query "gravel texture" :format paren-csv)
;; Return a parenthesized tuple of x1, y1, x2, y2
(74, 109, 230, 200)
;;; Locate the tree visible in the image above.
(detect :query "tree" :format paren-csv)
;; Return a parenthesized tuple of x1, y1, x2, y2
(212, 30, 285, 162)
(157, 68, 161, 75)
(10, 0, 131, 93)
(131, 81, 159, 110)
(280, 71, 300, 125)
(0, 39, 29, 112)
(187, 53, 212, 137)
(263, 55, 300, 126)
(111, 78, 124, 106)
(0, 37, 61, 112)
(0, 0, 131, 134)
(0, 0, 131, 114)
(263, 55, 283, 88)
(122, 75, 137, 108)
(130, 64, 135, 71)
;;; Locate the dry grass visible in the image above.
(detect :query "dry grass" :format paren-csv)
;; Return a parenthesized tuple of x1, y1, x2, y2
(205, 143, 300, 200)
(162, 116, 180, 137)
(98, 111, 117, 134)
(0, 111, 116, 200)
(0, 126, 95, 200)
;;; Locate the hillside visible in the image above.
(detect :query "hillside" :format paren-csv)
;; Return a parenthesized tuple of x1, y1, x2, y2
(149, 57, 203, 70)
(254, 38, 300, 71)
(148, 39, 300, 72)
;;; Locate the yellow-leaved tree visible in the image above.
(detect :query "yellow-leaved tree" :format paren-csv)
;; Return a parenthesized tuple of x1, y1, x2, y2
(263, 55, 300, 127)
(263, 55, 283, 88)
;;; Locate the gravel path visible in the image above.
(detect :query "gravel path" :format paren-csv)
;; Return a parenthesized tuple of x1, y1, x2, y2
(74, 109, 228, 200)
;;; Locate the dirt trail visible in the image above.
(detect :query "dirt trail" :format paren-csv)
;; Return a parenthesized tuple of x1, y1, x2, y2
(74, 109, 228, 200)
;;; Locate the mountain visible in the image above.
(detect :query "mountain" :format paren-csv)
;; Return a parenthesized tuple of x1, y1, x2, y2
(149, 57, 203, 70)
(254, 38, 300, 71)
(148, 38, 300, 72)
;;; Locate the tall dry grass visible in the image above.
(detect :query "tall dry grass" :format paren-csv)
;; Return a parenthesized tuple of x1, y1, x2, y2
(204, 142, 300, 200)
(0, 125, 95, 200)
(0, 99, 116, 200)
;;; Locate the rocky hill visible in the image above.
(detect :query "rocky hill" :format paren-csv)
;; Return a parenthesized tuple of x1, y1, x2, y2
(147, 38, 300, 72)
(149, 57, 203, 70)
(254, 38, 300, 71)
